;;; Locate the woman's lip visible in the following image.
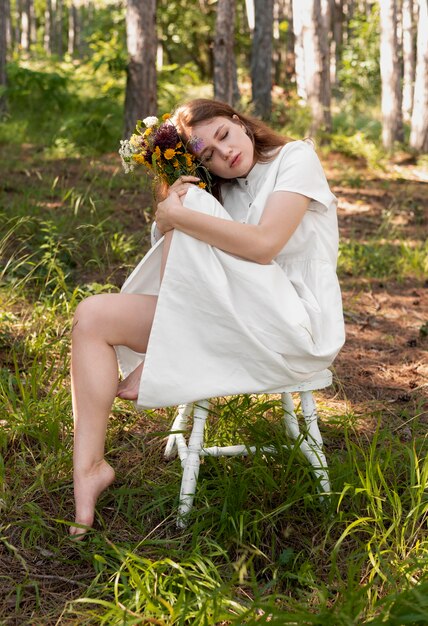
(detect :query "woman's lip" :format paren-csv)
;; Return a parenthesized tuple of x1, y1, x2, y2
(231, 153, 241, 167)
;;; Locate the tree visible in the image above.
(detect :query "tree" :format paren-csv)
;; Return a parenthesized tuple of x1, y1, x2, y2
(68, 1, 81, 57)
(379, 0, 403, 149)
(213, 0, 237, 105)
(44, 0, 53, 54)
(294, 0, 331, 134)
(402, 0, 415, 122)
(251, 0, 273, 119)
(410, 0, 428, 152)
(124, 0, 157, 138)
(0, 0, 7, 114)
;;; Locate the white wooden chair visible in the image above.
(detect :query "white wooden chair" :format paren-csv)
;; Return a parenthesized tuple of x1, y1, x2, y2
(164, 370, 333, 528)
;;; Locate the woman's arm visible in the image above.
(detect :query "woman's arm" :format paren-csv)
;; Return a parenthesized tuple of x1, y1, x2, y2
(155, 189, 310, 265)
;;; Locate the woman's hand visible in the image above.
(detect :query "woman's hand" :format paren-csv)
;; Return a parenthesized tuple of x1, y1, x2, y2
(155, 192, 184, 234)
(167, 175, 200, 198)
(155, 176, 200, 233)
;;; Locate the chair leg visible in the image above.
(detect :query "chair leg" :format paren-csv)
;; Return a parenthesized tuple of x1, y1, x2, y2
(164, 403, 193, 461)
(177, 400, 209, 528)
(299, 391, 331, 494)
(282, 391, 331, 495)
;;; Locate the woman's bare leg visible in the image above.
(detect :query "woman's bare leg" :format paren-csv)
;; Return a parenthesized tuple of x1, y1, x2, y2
(116, 231, 173, 401)
(70, 292, 157, 537)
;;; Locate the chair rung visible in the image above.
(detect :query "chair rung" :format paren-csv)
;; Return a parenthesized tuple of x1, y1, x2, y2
(200, 444, 279, 457)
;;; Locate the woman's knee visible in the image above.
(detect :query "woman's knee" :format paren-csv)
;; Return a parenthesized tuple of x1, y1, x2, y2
(73, 295, 110, 335)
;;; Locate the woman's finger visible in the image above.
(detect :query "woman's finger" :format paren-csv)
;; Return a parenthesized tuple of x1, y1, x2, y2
(170, 175, 200, 188)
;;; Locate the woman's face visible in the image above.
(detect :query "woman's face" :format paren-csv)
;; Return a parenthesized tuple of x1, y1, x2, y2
(190, 116, 255, 179)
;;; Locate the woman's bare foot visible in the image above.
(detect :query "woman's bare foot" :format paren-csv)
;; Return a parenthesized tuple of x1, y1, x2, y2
(116, 361, 144, 400)
(70, 459, 115, 539)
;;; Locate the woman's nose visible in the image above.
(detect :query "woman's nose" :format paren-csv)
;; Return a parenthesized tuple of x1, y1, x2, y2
(220, 146, 231, 160)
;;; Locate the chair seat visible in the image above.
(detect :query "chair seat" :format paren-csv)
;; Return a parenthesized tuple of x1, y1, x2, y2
(164, 371, 333, 527)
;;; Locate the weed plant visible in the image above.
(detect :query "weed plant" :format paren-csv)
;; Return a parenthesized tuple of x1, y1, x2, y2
(1, 59, 427, 624)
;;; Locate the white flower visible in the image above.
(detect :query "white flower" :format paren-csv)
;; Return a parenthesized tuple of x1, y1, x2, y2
(119, 139, 136, 173)
(142, 116, 159, 128)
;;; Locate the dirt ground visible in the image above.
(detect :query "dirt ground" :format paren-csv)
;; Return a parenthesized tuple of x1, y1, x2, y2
(323, 152, 428, 435)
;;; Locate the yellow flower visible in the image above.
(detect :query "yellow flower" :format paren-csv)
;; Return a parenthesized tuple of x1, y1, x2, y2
(143, 127, 153, 137)
(154, 146, 161, 158)
(162, 113, 171, 121)
(164, 148, 176, 160)
(133, 153, 146, 164)
(185, 154, 194, 167)
(198, 182, 207, 189)
(173, 159, 180, 168)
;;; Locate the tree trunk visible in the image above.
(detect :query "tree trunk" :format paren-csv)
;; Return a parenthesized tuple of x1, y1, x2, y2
(331, 0, 344, 87)
(298, 0, 332, 134)
(68, 2, 80, 56)
(292, 0, 306, 99)
(29, 0, 36, 46)
(15, 0, 21, 49)
(5, 0, 11, 51)
(0, 0, 7, 114)
(44, 0, 52, 54)
(321, 0, 333, 111)
(56, 0, 63, 57)
(402, 0, 415, 122)
(251, 0, 273, 119)
(20, 0, 31, 50)
(410, 0, 428, 151)
(379, 0, 404, 148)
(284, 0, 295, 82)
(124, 0, 157, 138)
(213, 0, 237, 105)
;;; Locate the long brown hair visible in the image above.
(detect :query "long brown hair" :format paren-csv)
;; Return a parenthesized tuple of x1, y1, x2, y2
(173, 99, 293, 200)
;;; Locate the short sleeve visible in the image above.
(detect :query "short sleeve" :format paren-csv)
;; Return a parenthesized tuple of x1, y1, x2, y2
(272, 141, 337, 214)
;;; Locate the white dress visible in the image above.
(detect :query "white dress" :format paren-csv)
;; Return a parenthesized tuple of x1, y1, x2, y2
(115, 141, 345, 409)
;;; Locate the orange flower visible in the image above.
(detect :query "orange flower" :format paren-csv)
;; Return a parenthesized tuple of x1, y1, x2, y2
(162, 113, 171, 121)
(164, 148, 176, 160)
(198, 182, 207, 189)
(154, 146, 161, 158)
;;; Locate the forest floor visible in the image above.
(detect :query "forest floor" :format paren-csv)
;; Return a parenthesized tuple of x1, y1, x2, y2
(1, 145, 428, 624)
(324, 151, 428, 436)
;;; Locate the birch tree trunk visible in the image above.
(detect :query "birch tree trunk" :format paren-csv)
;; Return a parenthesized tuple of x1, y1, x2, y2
(124, 0, 157, 138)
(20, 0, 31, 50)
(402, 0, 415, 122)
(44, 0, 52, 54)
(409, 0, 428, 151)
(213, 0, 237, 105)
(0, 0, 7, 114)
(251, 0, 273, 118)
(379, 0, 403, 148)
(5, 0, 11, 51)
(298, 0, 332, 133)
(292, 0, 306, 99)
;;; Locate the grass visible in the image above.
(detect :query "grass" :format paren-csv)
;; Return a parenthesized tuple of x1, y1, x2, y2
(1, 58, 428, 624)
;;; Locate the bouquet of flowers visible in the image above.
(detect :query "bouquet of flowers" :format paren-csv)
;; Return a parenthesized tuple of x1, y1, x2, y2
(119, 113, 212, 193)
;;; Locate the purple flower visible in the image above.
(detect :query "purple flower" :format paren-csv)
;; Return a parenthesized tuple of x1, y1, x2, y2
(189, 136, 204, 153)
(153, 123, 180, 150)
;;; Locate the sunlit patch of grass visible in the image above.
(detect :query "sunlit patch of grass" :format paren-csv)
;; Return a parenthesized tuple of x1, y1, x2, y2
(338, 239, 428, 280)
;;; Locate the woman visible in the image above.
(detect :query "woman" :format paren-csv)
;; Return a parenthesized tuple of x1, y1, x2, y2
(70, 99, 345, 537)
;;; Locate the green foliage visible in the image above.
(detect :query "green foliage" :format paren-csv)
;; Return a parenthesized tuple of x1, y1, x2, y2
(6, 62, 70, 112)
(337, 5, 381, 112)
